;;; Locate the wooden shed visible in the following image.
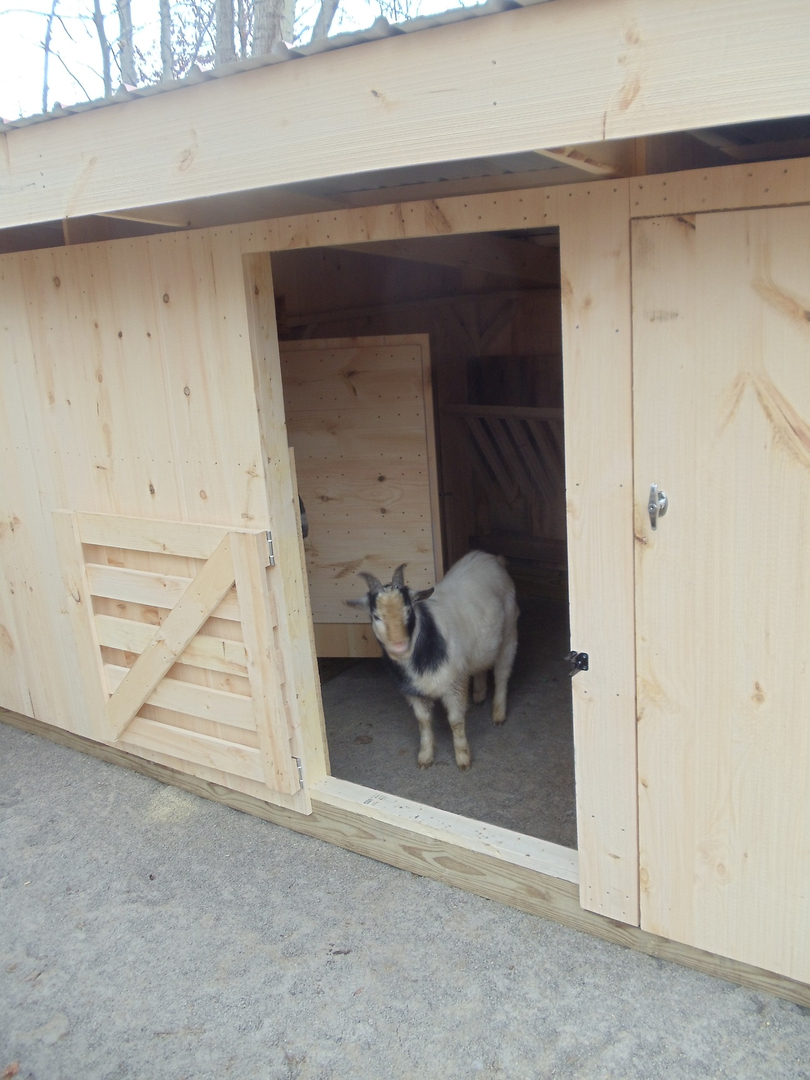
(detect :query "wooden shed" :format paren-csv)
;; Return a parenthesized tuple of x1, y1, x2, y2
(2, 0, 810, 1004)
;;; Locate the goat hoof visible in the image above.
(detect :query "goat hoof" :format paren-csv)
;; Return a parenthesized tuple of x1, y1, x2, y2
(455, 754, 471, 770)
(417, 756, 434, 769)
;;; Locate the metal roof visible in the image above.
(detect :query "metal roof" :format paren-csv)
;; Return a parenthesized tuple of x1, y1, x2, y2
(0, 0, 552, 133)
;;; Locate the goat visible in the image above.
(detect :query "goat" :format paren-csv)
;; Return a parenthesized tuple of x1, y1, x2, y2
(347, 551, 518, 770)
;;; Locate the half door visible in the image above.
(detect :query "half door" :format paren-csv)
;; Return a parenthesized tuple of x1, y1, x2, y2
(633, 206, 810, 981)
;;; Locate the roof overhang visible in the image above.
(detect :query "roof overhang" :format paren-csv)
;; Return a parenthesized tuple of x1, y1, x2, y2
(2, 0, 810, 236)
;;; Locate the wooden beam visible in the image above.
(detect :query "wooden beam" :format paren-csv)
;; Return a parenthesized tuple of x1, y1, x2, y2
(340, 234, 559, 284)
(329, 167, 602, 208)
(4, 704, 810, 1009)
(3, 0, 810, 228)
(687, 133, 810, 163)
(532, 140, 636, 177)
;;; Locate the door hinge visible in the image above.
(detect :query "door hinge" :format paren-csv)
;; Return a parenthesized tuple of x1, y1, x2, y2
(293, 756, 304, 789)
(265, 530, 276, 567)
(566, 651, 589, 677)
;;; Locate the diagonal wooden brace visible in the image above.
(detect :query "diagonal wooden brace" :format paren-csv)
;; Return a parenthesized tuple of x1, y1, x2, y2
(105, 535, 237, 742)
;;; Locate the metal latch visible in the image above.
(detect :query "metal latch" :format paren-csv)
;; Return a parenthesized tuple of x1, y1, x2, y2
(648, 483, 668, 531)
(265, 530, 275, 567)
(293, 756, 304, 789)
(566, 651, 589, 677)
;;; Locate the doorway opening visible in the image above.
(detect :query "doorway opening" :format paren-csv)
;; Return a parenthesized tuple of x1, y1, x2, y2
(271, 229, 575, 850)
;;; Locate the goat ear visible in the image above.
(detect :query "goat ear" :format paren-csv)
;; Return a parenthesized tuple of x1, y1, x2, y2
(391, 564, 407, 589)
(345, 596, 370, 610)
(412, 587, 434, 603)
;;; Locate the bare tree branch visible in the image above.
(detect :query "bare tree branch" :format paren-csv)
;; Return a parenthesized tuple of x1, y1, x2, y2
(116, 0, 136, 86)
(159, 0, 173, 78)
(309, 0, 338, 41)
(50, 44, 93, 101)
(91, 0, 112, 96)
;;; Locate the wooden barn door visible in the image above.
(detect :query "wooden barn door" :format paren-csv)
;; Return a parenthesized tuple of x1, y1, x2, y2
(633, 206, 810, 982)
(279, 335, 442, 657)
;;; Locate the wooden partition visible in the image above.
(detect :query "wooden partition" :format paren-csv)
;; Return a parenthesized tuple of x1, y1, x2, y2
(280, 335, 442, 657)
(0, 230, 327, 807)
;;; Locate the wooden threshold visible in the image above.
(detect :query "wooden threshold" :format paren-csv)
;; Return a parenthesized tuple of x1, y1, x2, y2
(3, 705, 810, 1008)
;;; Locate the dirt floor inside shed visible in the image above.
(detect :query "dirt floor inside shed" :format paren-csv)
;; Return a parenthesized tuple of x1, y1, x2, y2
(319, 593, 577, 851)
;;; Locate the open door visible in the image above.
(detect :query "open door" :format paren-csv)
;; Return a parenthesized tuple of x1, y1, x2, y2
(634, 206, 810, 981)
(279, 334, 442, 658)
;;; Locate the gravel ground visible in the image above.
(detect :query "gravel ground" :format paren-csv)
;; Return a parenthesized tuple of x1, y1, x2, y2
(2, 722, 810, 1080)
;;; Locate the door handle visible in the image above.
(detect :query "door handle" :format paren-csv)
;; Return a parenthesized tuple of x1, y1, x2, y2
(648, 483, 668, 530)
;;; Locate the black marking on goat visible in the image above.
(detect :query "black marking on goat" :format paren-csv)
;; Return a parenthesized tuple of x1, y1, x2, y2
(383, 653, 422, 698)
(410, 602, 447, 676)
(400, 588, 416, 637)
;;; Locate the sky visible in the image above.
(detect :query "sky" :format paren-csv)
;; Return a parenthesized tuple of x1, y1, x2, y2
(0, 0, 468, 122)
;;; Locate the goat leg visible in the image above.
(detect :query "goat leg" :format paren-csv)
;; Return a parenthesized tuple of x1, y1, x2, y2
(492, 626, 518, 725)
(443, 678, 472, 770)
(472, 670, 487, 705)
(407, 694, 436, 768)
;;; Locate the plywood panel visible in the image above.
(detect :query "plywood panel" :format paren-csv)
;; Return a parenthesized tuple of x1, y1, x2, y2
(634, 207, 810, 983)
(557, 182, 638, 924)
(280, 337, 442, 628)
(0, 234, 322, 811)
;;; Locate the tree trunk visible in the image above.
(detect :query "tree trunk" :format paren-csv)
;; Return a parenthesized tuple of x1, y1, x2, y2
(215, 0, 236, 65)
(92, 0, 113, 97)
(253, 0, 294, 52)
(310, 0, 339, 41)
(159, 0, 173, 80)
(42, 0, 59, 112)
(116, 0, 136, 86)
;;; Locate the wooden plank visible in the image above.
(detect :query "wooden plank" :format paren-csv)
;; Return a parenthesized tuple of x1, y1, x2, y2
(74, 511, 231, 560)
(317, 776, 579, 883)
(313, 622, 380, 658)
(557, 181, 639, 924)
(85, 564, 241, 621)
(463, 416, 520, 504)
(243, 252, 330, 788)
(5, 0, 810, 228)
(5, 705, 810, 1010)
(506, 419, 558, 506)
(532, 141, 635, 177)
(280, 335, 442, 629)
(106, 535, 237, 740)
(50, 511, 110, 740)
(633, 206, 810, 984)
(230, 529, 303, 800)
(119, 715, 264, 782)
(105, 663, 255, 729)
(418, 337, 444, 581)
(487, 418, 538, 502)
(631, 156, 810, 218)
(95, 613, 248, 676)
(529, 419, 566, 491)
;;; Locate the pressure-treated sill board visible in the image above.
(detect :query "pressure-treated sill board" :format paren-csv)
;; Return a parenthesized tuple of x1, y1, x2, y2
(3, 705, 810, 1008)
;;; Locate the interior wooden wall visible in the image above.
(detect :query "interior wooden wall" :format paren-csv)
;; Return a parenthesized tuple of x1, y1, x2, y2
(270, 244, 565, 582)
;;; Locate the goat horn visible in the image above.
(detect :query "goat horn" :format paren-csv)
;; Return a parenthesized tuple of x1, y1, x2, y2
(358, 571, 383, 594)
(391, 564, 407, 589)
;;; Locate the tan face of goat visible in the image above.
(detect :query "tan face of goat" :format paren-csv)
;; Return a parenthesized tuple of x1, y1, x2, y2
(371, 590, 413, 660)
